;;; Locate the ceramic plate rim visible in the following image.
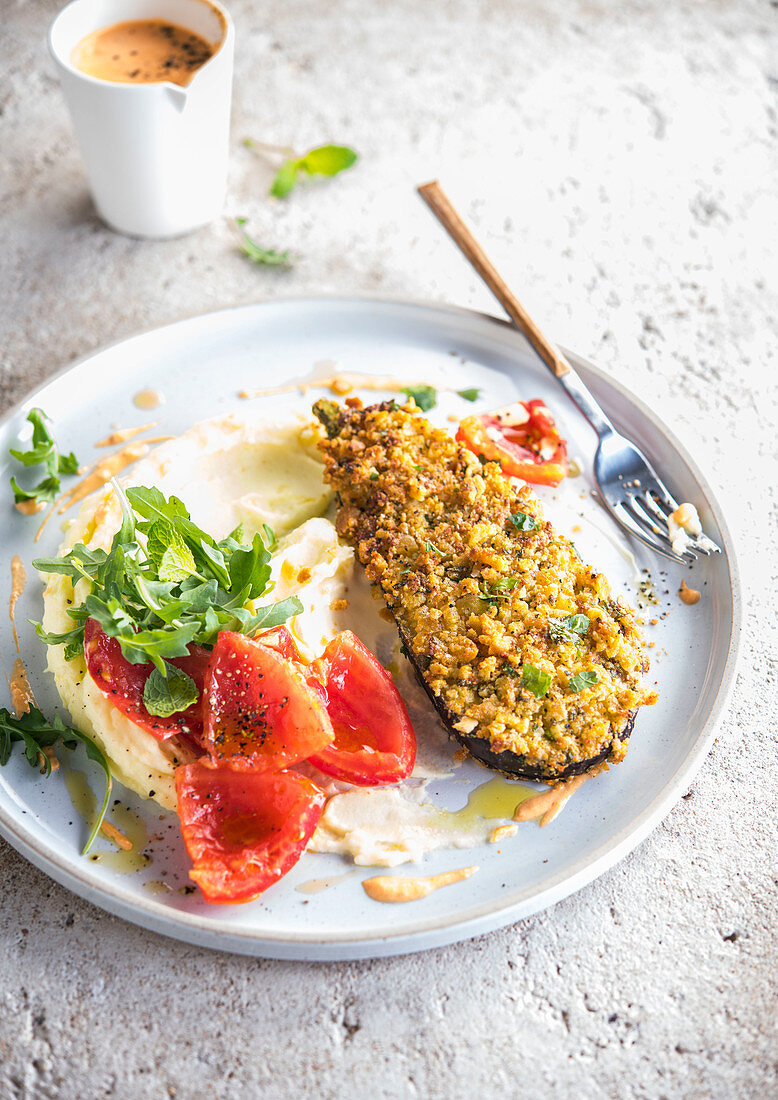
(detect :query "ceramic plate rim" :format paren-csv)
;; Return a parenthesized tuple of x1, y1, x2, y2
(0, 296, 743, 958)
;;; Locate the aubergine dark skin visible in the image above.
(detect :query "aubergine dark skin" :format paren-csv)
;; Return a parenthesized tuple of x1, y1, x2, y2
(394, 618, 637, 781)
(314, 398, 656, 784)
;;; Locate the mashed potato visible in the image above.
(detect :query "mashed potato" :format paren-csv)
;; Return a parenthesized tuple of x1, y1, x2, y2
(40, 414, 349, 810)
(40, 411, 523, 867)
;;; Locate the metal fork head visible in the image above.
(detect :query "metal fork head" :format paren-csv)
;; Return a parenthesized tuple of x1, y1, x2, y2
(592, 430, 722, 566)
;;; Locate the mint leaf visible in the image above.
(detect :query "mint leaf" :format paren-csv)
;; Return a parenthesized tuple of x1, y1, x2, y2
(158, 541, 197, 583)
(522, 664, 552, 698)
(143, 661, 199, 717)
(401, 385, 437, 412)
(568, 670, 598, 693)
(480, 577, 520, 603)
(457, 388, 481, 402)
(509, 511, 538, 532)
(145, 520, 175, 568)
(548, 614, 591, 643)
(235, 218, 291, 267)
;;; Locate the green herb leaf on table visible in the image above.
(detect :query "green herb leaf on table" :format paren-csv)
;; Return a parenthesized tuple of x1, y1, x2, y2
(400, 385, 437, 412)
(9, 408, 80, 510)
(568, 670, 598, 693)
(270, 159, 300, 199)
(521, 664, 552, 698)
(143, 662, 199, 718)
(509, 511, 539, 532)
(0, 706, 112, 854)
(33, 480, 301, 694)
(235, 218, 291, 267)
(456, 388, 481, 402)
(270, 144, 358, 199)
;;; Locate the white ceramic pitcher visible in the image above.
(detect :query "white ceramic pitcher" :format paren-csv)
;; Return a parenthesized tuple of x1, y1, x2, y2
(49, 0, 234, 238)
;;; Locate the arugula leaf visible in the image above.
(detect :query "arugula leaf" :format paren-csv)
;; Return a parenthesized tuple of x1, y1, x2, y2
(32, 543, 108, 580)
(400, 385, 437, 412)
(143, 661, 199, 717)
(0, 706, 111, 854)
(58, 452, 80, 475)
(457, 388, 481, 402)
(270, 144, 358, 198)
(509, 511, 539, 532)
(9, 408, 80, 510)
(118, 623, 201, 674)
(548, 614, 591, 644)
(228, 531, 272, 599)
(235, 218, 291, 267)
(262, 523, 277, 552)
(33, 482, 297, 677)
(64, 637, 84, 662)
(243, 596, 303, 635)
(33, 623, 84, 652)
(10, 475, 60, 506)
(568, 670, 598, 693)
(521, 664, 552, 698)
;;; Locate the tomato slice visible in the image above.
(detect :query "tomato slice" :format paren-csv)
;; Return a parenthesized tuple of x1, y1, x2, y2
(307, 632, 416, 786)
(203, 631, 334, 769)
(253, 625, 302, 662)
(83, 618, 211, 742)
(175, 760, 325, 903)
(456, 399, 568, 486)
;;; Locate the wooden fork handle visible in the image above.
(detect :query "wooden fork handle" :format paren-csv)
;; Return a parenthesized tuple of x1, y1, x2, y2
(417, 180, 571, 379)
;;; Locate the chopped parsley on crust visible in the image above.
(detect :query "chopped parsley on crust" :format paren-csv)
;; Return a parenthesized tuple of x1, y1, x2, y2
(314, 398, 657, 782)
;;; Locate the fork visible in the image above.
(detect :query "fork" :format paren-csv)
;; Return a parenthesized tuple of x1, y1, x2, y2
(417, 180, 721, 565)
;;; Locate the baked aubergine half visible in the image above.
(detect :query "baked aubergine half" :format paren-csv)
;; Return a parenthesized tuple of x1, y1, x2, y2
(314, 398, 657, 783)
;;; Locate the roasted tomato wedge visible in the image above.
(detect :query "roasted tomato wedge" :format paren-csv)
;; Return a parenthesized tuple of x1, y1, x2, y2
(253, 625, 302, 663)
(175, 760, 326, 903)
(307, 631, 416, 786)
(457, 399, 568, 486)
(203, 631, 333, 769)
(83, 618, 211, 741)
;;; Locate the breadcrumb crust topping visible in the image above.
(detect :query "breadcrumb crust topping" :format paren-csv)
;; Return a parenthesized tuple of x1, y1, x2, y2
(316, 399, 657, 778)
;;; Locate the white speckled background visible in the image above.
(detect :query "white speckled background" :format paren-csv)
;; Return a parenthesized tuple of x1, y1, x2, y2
(1, 1, 776, 1097)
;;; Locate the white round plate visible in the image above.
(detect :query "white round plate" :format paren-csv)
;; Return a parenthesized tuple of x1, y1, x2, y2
(0, 298, 741, 960)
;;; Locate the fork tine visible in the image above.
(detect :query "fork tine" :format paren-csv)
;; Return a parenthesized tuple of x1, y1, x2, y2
(644, 489, 676, 518)
(640, 491, 718, 556)
(613, 502, 694, 565)
(628, 494, 667, 536)
(621, 498, 697, 559)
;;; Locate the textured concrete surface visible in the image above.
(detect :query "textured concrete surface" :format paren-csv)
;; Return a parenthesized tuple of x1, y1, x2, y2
(1, 1, 777, 1097)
